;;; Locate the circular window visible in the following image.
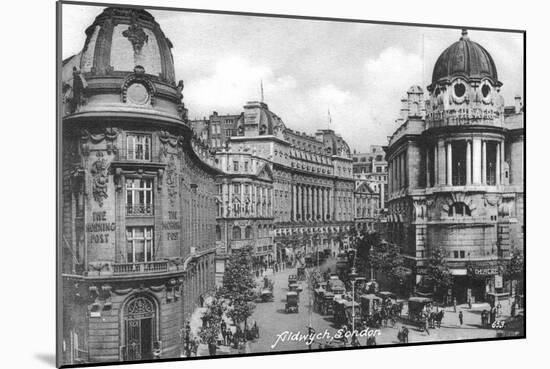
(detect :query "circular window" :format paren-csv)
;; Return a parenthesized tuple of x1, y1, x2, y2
(127, 83, 149, 105)
(482, 84, 491, 98)
(454, 82, 466, 98)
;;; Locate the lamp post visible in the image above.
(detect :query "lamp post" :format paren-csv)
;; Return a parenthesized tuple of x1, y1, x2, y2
(350, 268, 357, 334)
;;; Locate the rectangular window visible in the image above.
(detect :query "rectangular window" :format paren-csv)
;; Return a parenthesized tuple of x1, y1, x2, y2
(233, 183, 240, 194)
(454, 251, 459, 259)
(452, 141, 467, 186)
(126, 134, 151, 161)
(244, 161, 249, 172)
(126, 178, 153, 215)
(460, 250, 465, 259)
(233, 161, 239, 172)
(486, 141, 498, 185)
(126, 226, 154, 263)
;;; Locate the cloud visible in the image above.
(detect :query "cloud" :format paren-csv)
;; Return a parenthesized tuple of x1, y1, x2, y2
(185, 56, 273, 116)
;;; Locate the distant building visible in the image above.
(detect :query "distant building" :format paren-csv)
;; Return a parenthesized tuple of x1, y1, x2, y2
(190, 112, 242, 151)
(193, 101, 356, 273)
(352, 145, 388, 209)
(384, 30, 524, 303)
(354, 180, 380, 232)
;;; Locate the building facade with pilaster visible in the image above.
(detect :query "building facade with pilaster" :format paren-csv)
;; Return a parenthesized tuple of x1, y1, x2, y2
(384, 30, 524, 303)
(192, 101, 356, 269)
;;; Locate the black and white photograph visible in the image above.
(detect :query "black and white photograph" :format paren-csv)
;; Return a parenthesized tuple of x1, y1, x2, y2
(55, 0, 525, 367)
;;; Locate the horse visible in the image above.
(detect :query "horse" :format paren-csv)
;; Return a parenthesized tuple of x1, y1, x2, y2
(433, 310, 444, 328)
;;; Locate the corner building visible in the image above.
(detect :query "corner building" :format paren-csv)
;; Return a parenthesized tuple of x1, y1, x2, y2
(385, 30, 524, 303)
(60, 8, 219, 364)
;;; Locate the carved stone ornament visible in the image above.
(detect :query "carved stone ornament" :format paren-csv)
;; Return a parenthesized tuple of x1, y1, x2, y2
(122, 11, 149, 55)
(121, 71, 156, 105)
(166, 155, 178, 206)
(90, 152, 110, 207)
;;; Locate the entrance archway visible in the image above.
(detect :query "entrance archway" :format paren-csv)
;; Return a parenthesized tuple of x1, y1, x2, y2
(123, 295, 157, 361)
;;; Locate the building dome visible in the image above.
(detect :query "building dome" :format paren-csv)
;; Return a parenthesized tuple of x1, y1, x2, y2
(430, 30, 500, 90)
(79, 7, 176, 84)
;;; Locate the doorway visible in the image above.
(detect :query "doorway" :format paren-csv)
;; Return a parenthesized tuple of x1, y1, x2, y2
(124, 295, 156, 361)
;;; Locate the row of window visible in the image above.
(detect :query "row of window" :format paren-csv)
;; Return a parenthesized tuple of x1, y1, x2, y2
(215, 225, 273, 241)
(352, 154, 385, 163)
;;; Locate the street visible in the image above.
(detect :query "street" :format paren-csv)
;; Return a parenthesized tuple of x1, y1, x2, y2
(247, 265, 503, 353)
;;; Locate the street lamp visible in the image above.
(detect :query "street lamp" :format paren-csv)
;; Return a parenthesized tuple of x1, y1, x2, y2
(349, 268, 359, 334)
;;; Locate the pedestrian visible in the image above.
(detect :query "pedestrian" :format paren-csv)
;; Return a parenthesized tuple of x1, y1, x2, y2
(226, 328, 233, 348)
(201, 314, 207, 328)
(468, 297, 472, 310)
(453, 297, 457, 313)
(424, 316, 430, 335)
(511, 302, 516, 317)
(221, 320, 227, 345)
(458, 311, 464, 326)
(199, 294, 204, 308)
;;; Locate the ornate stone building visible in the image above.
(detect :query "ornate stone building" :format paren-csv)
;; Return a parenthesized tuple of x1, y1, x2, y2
(384, 30, 524, 303)
(193, 101, 356, 268)
(212, 147, 275, 282)
(354, 180, 380, 232)
(60, 8, 219, 364)
(353, 145, 388, 209)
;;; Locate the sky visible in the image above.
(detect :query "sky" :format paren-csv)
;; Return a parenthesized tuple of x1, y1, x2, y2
(62, 4, 524, 152)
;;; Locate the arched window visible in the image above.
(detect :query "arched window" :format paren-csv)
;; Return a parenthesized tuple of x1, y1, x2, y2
(245, 226, 253, 239)
(232, 226, 241, 240)
(449, 202, 471, 217)
(215, 225, 221, 241)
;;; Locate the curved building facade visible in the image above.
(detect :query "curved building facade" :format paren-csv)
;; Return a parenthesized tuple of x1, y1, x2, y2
(60, 8, 219, 364)
(385, 30, 524, 303)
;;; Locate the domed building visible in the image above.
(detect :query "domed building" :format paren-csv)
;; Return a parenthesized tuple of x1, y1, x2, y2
(384, 30, 524, 303)
(60, 7, 220, 364)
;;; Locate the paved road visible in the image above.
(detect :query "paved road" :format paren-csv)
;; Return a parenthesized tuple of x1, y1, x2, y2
(248, 265, 503, 353)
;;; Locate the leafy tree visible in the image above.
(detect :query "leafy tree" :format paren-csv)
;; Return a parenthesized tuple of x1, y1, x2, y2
(218, 246, 256, 301)
(507, 249, 524, 280)
(424, 247, 453, 300)
(217, 246, 256, 325)
(506, 248, 524, 296)
(198, 298, 226, 355)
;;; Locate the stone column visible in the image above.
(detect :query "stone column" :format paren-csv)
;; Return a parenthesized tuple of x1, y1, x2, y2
(472, 138, 481, 185)
(298, 184, 303, 221)
(320, 187, 325, 221)
(481, 141, 487, 185)
(466, 140, 472, 185)
(437, 139, 445, 185)
(500, 140, 505, 185)
(425, 147, 430, 187)
(308, 186, 313, 221)
(496, 142, 501, 186)
(312, 186, 317, 221)
(290, 185, 296, 222)
(446, 141, 453, 186)
(328, 188, 332, 221)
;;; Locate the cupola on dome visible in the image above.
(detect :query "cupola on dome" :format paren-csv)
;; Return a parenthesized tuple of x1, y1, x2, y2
(430, 30, 500, 90)
(79, 7, 176, 84)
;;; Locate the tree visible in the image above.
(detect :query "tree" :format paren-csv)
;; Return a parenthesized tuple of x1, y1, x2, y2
(198, 298, 226, 356)
(217, 246, 256, 326)
(424, 247, 453, 300)
(506, 249, 524, 297)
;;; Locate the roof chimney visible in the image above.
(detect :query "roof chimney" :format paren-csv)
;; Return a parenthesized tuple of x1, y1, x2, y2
(514, 95, 522, 113)
(400, 97, 409, 120)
